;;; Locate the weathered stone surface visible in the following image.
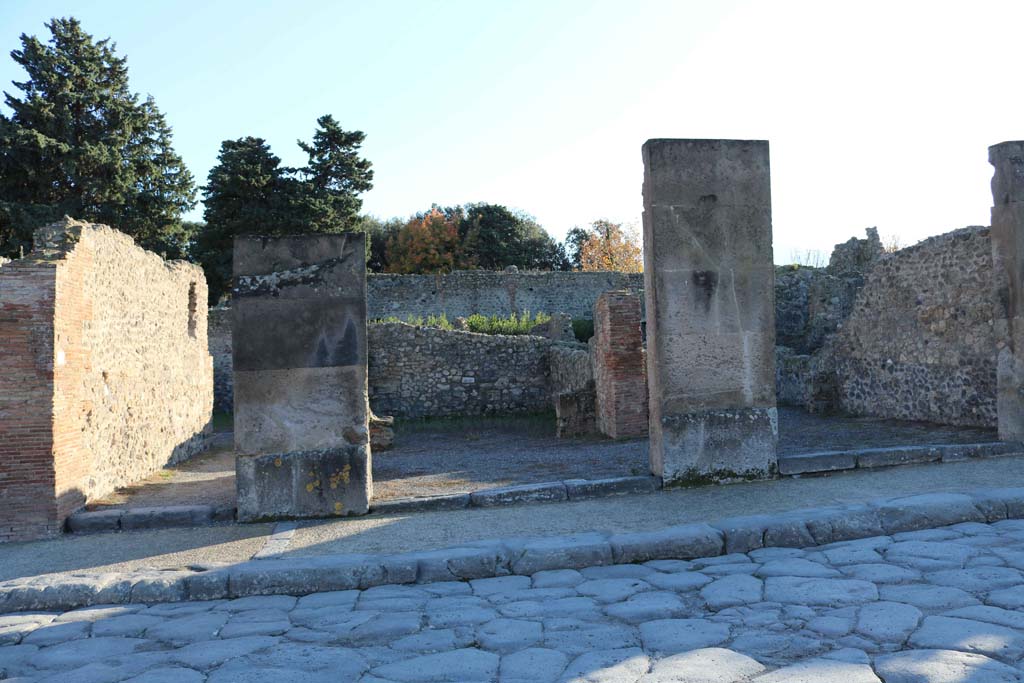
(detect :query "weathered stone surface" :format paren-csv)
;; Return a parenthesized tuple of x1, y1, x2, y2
(764, 577, 878, 606)
(875, 649, 1024, 683)
(233, 233, 370, 519)
(638, 618, 731, 653)
(469, 482, 568, 507)
(908, 615, 1024, 660)
(236, 446, 371, 521)
(120, 506, 213, 530)
(639, 647, 765, 682)
(990, 141, 1024, 440)
(564, 476, 660, 501)
(592, 290, 648, 439)
(609, 523, 723, 564)
(642, 138, 777, 485)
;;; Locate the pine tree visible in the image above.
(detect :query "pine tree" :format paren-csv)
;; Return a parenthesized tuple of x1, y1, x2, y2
(0, 18, 196, 258)
(195, 137, 286, 302)
(197, 117, 374, 302)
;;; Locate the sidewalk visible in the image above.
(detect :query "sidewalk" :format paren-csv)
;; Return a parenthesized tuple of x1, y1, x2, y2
(3, 453, 1024, 583)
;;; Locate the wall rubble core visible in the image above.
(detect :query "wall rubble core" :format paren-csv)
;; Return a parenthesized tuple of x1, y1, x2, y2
(232, 234, 371, 521)
(0, 218, 213, 543)
(642, 138, 778, 484)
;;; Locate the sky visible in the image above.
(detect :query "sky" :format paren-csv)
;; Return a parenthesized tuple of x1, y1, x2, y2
(1, 0, 1023, 263)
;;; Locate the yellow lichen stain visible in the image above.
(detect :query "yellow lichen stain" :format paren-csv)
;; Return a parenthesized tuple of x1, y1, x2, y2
(334, 502, 344, 514)
(328, 464, 352, 490)
(274, 457, 282, 468)
(305, 483, 315, 493)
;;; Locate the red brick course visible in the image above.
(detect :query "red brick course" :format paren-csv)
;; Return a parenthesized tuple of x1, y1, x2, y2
(592, 290, 649, 439)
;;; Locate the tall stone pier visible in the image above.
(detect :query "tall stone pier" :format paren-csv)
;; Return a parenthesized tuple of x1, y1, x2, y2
(990, 142, 1024, 441)
(641, 139, 778, 484)
(233, 234, 371, 521)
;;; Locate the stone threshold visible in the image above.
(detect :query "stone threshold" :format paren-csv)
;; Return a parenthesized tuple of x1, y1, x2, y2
(65, 476, 662, 534)
(10, 486, 1024, 614)
(778, 441, 1024, 475)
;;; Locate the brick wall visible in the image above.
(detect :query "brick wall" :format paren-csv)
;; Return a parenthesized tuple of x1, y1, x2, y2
(0, 219, 213, 542)
(592, 291, 648, 438)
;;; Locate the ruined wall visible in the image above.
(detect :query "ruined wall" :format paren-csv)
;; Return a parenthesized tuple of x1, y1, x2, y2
(828, 226, 996, 426)
(368, 270, 644, 320)
(549, 344, 593, 397)
(592, 290, 648, 439)
(368, 323, 554, 419)
(0, 219, 212, 541)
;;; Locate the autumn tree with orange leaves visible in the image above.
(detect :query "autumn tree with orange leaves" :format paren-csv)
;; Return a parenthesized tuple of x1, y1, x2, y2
(385, 208, 477, 273)
(577, 220, 643, 272)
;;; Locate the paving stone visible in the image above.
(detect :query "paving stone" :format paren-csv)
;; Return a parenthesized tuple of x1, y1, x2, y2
(855, 601, 922, 642)
(212, 642, 368, 679)
(499, 597, 600, 620)
(908, 615, 1024, 660)
(885, 541, 976, 567)
(391, 627, 473, 652)
(840, 563, 922, 583)
(700, 574, 763, 609)
(146, 611, 229, 645)
(544, 620, 641, 655)
(219, 617, 291, 638)
(476, 618, 541, 652)
(295, 590, 360, 609)
(755, 558, 840, 578)
(499, 647, 569, 683)
(728, 631, 824, 661)
(807, 615, 854, 637)
(822, 546, 884, 565)
(638, 647, 766, 682)
(580, 564, 656, 580)
(764, 577, 877, 606)
(347, 612, 423, 642)
(638, 618, 730, 654)
(604, 591, 687, 623)
(511, 533, 613, 575)
(944, 605, 1024, 630)
(123, 668, 205, 683)
(560, 647, 649, 682)
(21, 620, 90, 646)
(216, 595, 298, 612)
(609, 524, 723, 564)
(925, 566, 1024, 591)
(419, 581, 471, 597)
(30, 636, 149, 670)
(428, 605, 498, 627)
(170, 635, 280, 669)
(576, 578, 651, 603)
(645, 571, 712, 592)
(90, 613, 164, 638)
(53, 604, 142, 622)
(371, 647, 499, 682)
(532, 569, 585, 588)
(470, 575, 531, 595)
(701, 564, 760, 576)
(986, 584, 1024, 609)
(874, 648, 1024, 682)
(485, 587, 576, 605)
(877, 584, 979, 610)
(752, 657, 881, 682)
(643, 559, 694, 572)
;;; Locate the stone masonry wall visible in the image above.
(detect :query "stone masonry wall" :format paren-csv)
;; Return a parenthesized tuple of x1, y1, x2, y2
(828, 226, 996, 426)
(368, 323, 554, 419)
(368, 270, 644, 320)
(208, 307, 234, 414)
(0, 219, 213, 542)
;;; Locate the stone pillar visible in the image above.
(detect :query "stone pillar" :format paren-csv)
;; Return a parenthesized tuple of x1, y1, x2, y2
(592, 290, 648, 438)
(641, 139, 778, 484)
(233, 234, 371, 520)
(989, 142, 1024, 441)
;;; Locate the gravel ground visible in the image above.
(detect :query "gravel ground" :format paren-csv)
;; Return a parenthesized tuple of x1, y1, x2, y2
(87, 408, 1000, 510)
(5, 520, 1024, 682)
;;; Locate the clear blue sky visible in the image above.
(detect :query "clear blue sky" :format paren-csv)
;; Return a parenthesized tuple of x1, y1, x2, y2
(2, 0, 1023, 263)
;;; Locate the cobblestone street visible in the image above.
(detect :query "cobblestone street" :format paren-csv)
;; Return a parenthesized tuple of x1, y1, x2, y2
(7, 520, 1024, 681)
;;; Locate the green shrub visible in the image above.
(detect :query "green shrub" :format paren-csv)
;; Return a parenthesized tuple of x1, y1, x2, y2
(572, 318, 594, 343)
(465, 311, 551, 336)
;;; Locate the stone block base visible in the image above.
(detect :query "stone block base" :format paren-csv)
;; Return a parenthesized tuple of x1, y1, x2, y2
(555, 383, 597, 438)
(236, 447, 371, 522)
(656, 408, 778, 485)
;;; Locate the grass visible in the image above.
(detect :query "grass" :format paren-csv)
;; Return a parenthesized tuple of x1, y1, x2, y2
(393, 411, 557, 437)
(372, 311, 552, 336)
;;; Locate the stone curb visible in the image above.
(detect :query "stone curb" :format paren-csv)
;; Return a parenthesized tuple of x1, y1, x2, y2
(777, 441, 1024, 476)
(66, 476, 663, 533)
(10, 486, 1024, 614)
(66, 505, 235, 534)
